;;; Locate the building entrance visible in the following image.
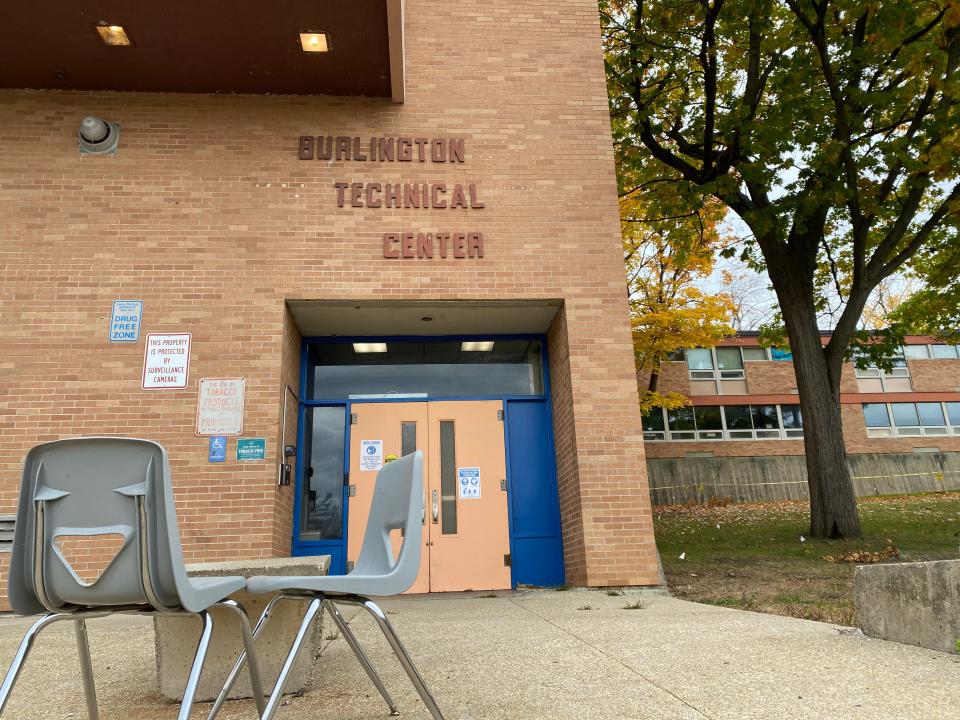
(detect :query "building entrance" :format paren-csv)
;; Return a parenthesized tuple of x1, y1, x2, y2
(292, 335, 565, 590)
(347, 400, 511, 593)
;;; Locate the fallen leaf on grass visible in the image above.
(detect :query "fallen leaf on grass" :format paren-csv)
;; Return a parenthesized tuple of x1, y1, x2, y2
(822, 546, 900, 564)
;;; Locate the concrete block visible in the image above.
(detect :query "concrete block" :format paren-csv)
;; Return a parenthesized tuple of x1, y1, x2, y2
(854, 559, 960, 654)
(154, 555, 330, 701)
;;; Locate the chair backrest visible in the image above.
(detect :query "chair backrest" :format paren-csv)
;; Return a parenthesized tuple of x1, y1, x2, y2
(351, 450, 424, 595)
(8, 437, 193, 615)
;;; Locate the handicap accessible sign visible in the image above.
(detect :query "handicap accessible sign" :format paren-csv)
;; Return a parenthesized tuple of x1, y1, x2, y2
(109, 300, 142, 342)
(458, 467, 481, 499)
(208, 436, 227, 463)
(236, 438, 266, 461)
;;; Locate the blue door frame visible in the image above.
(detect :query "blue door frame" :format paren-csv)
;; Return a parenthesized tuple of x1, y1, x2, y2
(291, 334, 565, 588)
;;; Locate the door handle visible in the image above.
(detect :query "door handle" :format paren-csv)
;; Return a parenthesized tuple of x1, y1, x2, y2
(431, 489, 439, 524)
(422, 493, 427, 525)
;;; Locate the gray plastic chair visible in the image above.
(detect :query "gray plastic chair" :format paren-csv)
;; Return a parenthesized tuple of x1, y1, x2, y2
(208, 450, 444, 720)
(0, 437, 266, 719)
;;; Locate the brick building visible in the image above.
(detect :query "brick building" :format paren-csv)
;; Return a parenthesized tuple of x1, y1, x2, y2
(0, 0, 663, 609)
(642, 334, 960, 504)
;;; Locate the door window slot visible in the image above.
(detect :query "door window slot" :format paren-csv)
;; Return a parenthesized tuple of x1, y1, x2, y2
(439, 420, 459, 535)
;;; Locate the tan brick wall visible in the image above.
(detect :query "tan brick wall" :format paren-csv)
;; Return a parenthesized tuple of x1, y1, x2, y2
(0, 555, 9, 612)
(637, 360, 691, 398)
(548, 308, 586, 585)
(908, 360, 960, 393)
(644, 439, 806, 459)
(272, 306, 302, 557)
(744, 361, 801, 396)
(0, 0, 661, 601)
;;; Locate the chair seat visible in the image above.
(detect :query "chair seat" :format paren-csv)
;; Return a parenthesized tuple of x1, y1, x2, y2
(246, 573, 398, 598)
(181, 575, 247, 613)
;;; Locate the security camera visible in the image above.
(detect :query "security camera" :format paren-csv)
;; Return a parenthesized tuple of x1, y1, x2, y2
(78, 116, 120, 154)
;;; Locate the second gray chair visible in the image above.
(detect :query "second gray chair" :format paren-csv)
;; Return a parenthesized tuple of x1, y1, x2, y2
(0, 437, 266, 720)
(208, 450, 444, 720)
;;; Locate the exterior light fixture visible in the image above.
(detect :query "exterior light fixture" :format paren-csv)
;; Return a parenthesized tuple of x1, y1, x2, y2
(78, 116, 120, 155)
(353, 342, 388, 353)
(95, 24, 132, 46)
(461, 341, 494, 351)
(299, 32, 329, 53)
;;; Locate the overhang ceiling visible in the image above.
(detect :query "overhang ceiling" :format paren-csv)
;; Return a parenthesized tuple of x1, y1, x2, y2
(287, 300, 564, 337)
(0, 0, 404, 100)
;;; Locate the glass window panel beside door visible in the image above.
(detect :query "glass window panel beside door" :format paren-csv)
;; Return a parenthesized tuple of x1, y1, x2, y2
(300, 406, 346, 541)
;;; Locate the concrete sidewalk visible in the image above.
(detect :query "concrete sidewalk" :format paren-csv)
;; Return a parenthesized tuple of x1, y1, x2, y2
(0, 589, 957, 719)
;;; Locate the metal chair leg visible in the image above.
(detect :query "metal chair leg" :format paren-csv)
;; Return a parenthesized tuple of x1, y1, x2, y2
(361, 599, 445, 720)
(177, 610, 215, 720)
(74, 619, 99, 720)
(0, 613, 66, 715)
(207, 594, 286, 720)
(324, 600, 399, 716)
(260, 597, 323, 720)
(216, 600, 267, 718)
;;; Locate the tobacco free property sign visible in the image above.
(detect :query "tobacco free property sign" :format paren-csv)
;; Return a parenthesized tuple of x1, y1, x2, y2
(236, 438, 266, 462)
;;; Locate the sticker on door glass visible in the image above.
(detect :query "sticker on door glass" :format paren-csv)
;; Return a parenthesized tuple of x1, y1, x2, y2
(458, 467, 481, 499)
(360, 440, 383, 471)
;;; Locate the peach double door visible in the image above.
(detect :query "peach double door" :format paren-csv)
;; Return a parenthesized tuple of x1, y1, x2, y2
(347, 400, 511, 593)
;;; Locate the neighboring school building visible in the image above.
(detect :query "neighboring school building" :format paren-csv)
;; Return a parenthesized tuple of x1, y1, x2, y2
(0, 1, 663, 610)
(642, 334, 960, 504)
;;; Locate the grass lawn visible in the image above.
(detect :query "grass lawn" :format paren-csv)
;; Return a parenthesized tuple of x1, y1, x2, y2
(654, 492, 960, 626)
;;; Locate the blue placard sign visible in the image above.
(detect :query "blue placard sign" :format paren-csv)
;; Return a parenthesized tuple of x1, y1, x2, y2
(236, 438, 266, 462)
(110, 300, 142, 342)
(208, 436, 227, 463)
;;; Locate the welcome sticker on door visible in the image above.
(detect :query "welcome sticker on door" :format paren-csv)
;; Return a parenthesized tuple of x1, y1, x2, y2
(458, 467, 481, 499)
(360, 440, 383, 471)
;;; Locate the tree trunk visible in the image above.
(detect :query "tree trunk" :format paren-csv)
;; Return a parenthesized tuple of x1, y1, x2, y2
(648, 367, 660, 393)
(775, 275, 862, 538)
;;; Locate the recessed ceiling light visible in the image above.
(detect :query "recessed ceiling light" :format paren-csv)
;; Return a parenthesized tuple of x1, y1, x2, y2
(353, 342, 387, 353)
(299, 32, 329, 53)
(95, 24, 132, 46)
(461, 341, 494, 352)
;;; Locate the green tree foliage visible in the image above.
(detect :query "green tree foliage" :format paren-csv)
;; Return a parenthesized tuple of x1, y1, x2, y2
(603, 0, 960, 537)
(889, 240, 960, 340)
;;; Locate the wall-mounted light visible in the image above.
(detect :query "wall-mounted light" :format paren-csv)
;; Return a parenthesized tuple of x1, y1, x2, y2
(78, 116, 120, 155)
(461, 341, 494, 351)
(95, 24, 132, 46)
(353, 342, 388, 353)
(299, 32, 329, 53)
